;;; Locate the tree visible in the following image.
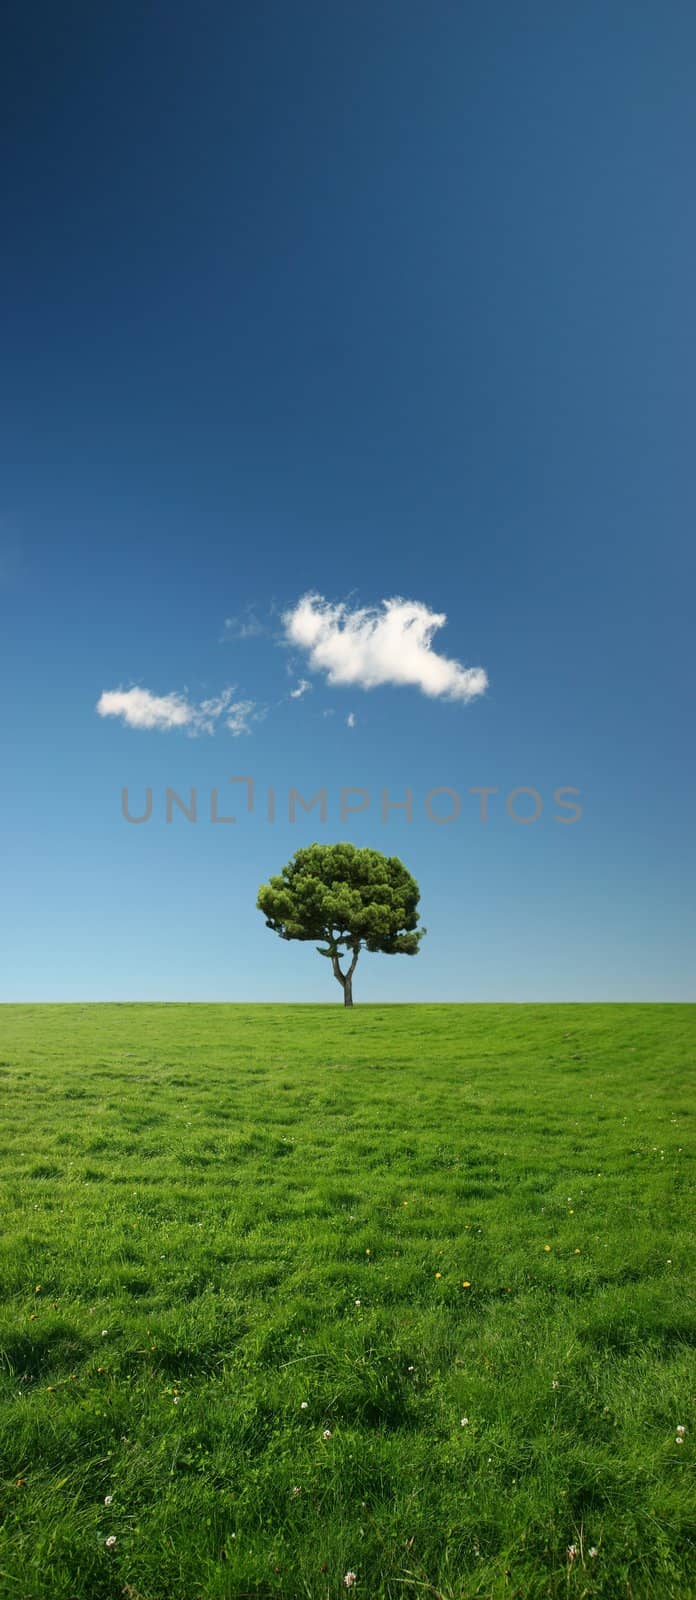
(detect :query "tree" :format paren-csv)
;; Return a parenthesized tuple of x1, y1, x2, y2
(256, 842, 426, 1007)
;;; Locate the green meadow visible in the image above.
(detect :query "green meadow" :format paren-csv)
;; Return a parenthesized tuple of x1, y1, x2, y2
(0, 1003, 693, 1600)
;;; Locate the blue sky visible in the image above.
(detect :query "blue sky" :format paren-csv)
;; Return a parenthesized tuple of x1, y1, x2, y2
(1, 0, 694, 1001)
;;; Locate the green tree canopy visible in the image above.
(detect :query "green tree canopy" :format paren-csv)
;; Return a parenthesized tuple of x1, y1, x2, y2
(256, 841, 426, 1006)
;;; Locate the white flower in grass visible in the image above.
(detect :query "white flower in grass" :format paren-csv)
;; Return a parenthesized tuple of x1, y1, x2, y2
(101, 1329, 109, 1338)
(551, 1379, 559, 1390)
(104, 1495, 113, 1506)
(105, 1535, 117, 1548)
(291, 1486, 302, 1496)
(344, 1573, 357, 1588)
(676, 1424, 686, 1434)
(354, 1299, 361, 1306)
(567, 1544, 578, 1560)
(589, 1547, 598, 1558)
(460, 1417, 469, 1426)
(676, 1435, 684, 1444)
(300, 1401, 308, 1409)
(323, 1428, 332, 1439)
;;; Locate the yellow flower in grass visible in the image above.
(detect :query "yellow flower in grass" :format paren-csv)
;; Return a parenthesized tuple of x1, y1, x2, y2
(435, 1272, 442, 1279)
(543, 1245, 552, 1252)
(462, 1281, 471, 1288)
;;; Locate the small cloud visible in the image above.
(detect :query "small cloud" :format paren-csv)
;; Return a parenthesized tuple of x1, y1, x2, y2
(96, 687, 195, 732)
(96, 685, 263, 737)
(226, 699, 263, 736)
(221, 609, 266, 641)
(282, 592, 488, 702)
(196, 689, 240, 734)
(322, 708, 335, 718)
(346, 711, 356, 728)
(290, 678, 312, 699)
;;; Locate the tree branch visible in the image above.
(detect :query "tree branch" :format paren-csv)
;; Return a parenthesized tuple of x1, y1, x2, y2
(330, 950, 346, 988)
(346, 945, 360, 980)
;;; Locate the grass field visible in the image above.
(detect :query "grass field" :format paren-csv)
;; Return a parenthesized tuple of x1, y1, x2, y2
(0, 1003, 693, 1600)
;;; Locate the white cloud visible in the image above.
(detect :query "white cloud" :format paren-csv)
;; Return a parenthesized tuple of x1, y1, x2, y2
(282, 593, 488, 702)
(222, 610, 265, 640)
(96, 687, 194, 731)
(346, 711, 356, 728)
(226, 699, 261, 736)
(290, 678, 311, 699)
(96, 685, 262, 737)
(196, 689, 240, 734)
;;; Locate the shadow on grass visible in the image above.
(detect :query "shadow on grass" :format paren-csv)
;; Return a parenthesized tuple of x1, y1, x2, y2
(0, 1321, 90, 1380)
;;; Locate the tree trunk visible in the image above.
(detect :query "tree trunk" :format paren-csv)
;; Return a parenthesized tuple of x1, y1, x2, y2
(330, 942, 359, 1007)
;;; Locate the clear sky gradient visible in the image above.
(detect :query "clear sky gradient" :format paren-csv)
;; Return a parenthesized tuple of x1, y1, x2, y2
(1, 0, 694, 1000)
